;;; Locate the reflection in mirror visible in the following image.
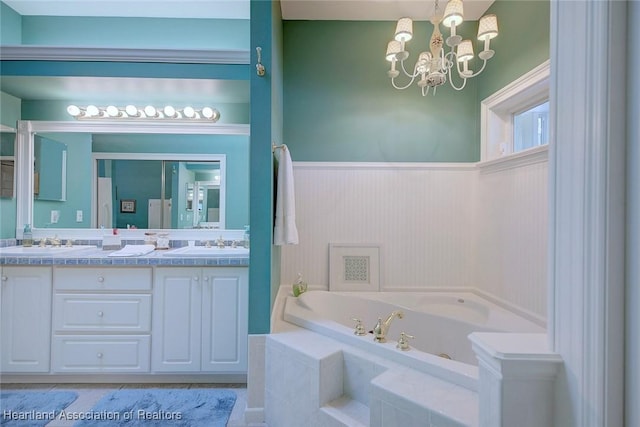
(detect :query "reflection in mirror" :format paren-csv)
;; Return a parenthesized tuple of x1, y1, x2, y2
(34, 135, 67, 201)
(16, 121, 249, 237)
(95, 158, 221, 230)
(1, 130, 16, 199)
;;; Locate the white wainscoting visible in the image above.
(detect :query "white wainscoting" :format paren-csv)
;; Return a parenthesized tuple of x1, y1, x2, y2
(280, 156, 548, 318)
(280, 163, 477, 291)
(476, 154, 548, 318)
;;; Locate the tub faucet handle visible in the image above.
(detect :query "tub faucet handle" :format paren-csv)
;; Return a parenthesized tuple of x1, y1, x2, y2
(351, 318, 367, 336)
(396, 332, 415, 351)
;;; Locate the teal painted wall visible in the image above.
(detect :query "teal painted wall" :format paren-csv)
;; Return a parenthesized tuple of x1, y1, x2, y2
(249, 0, 277, 334)
(0, 2, 21, 44)
(20, 16, 249, 50)
(282, 1, 550, 163)
(476, 0, 550, 101)
(283, 20, 480, 162)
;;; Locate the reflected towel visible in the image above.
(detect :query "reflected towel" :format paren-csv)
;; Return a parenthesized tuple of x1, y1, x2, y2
(107, 244, 156, 257)
(274, 144, 299, 245)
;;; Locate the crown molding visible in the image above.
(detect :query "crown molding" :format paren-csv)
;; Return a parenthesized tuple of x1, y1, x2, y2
(0, 46, 250, 64)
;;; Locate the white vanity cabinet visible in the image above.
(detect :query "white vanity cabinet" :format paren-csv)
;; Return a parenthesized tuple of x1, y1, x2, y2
(0, 266, 52, 372)
(51, 267, 153, 373)
(152, 267, 248, 373)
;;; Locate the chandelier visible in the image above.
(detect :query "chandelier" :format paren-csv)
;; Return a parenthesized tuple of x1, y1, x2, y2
(385, 0, 498, 96)
(66, 104, 221, 122)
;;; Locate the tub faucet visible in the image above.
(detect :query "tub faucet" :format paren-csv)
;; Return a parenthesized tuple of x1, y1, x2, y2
(373, 310, 404, 343)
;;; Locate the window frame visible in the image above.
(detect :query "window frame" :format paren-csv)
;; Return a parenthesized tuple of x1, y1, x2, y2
(480, 60, 550, 162)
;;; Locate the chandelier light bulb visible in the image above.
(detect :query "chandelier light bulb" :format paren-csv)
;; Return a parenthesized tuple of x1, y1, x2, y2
(443, 0, 464, 28)
(66, 105, 81, 117)
(394, 18, 413, 43)
(477, 14, 499, 40)
(385, 41, 402, 62)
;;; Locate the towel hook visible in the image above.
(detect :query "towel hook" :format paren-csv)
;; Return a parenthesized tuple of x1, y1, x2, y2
(256, 47, 266, 77)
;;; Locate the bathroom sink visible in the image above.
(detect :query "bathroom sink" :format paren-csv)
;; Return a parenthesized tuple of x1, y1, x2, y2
(0, 245, 97, 256)
(164, 246, 250, 257)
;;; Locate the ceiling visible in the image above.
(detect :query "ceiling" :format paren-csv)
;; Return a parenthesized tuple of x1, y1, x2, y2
(1, 0, 493, 107)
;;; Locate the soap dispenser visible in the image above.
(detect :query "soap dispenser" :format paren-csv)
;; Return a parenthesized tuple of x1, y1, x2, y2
(22, 224, 33, 247)
(292, 273, 308, 297)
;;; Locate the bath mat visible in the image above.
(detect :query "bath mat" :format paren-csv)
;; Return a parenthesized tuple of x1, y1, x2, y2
(74, 388, 236, 427)
(1, 390, 78, 426)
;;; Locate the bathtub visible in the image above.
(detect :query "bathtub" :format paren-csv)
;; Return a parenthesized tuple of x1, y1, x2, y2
(282, 290, 545, 390)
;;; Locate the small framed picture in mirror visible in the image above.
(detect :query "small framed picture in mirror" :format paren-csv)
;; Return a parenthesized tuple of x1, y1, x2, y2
(120, 199, 136, 213)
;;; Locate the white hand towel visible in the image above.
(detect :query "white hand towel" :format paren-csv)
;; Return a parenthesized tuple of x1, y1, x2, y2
(274, 144, 299, 245)
(107, 244, 156, 257)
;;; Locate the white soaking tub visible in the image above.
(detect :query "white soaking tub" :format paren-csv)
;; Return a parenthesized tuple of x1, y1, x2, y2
(283, 290, 544, 390)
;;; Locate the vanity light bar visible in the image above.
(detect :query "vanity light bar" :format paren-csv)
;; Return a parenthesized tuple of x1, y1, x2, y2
(66, 105, 221, 122)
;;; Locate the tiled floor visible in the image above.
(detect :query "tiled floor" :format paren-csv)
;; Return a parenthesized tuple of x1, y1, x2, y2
(1, 383, 267, 427)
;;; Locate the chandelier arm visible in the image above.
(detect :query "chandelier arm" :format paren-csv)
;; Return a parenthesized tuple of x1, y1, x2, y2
(400, 59, 419, 78)
(448, 74, 468, 91)
(454, 58, 489, 79)
(391, 75, 419, 90)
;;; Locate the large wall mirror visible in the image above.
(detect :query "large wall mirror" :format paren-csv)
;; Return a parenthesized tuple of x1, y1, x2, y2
(15, 120, 249, 238)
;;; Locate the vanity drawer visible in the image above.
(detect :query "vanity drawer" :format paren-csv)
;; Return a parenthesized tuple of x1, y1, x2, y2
(53, 294, 151, 332)
(54, 267, 152, 291)
(52, 335, 150, 373)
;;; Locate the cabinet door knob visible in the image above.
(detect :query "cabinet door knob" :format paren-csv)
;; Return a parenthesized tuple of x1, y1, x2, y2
(193, 276, 199, 281)
(203, 276, 209, 282)
(1, 276, 7, 281)
(97, 311, 104, 317)
(96, 352, 103, 359)
(97, 276, 105, 283)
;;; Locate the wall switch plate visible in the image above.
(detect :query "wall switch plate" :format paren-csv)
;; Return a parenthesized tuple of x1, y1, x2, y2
(51, 210, 60, 224)
(76, 210, 83, 222)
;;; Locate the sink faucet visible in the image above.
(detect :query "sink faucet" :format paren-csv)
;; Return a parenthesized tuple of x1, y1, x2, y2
(373, 310, 404, 343)
(216, 236, 226, 248)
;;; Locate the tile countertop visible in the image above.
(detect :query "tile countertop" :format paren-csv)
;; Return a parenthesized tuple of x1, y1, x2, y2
(0, 246, 249, 267)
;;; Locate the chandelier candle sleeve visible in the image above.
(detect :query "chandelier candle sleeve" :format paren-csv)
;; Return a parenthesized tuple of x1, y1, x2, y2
(385, 0, 498, 96)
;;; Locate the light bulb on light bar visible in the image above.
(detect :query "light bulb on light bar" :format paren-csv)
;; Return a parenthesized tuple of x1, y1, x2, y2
(67, 105, 82, 117)
(85, 105, 99, 117)
(125, 105, 139, 117)
(65, 104, 221, 122)
(106, 106, 120, 117)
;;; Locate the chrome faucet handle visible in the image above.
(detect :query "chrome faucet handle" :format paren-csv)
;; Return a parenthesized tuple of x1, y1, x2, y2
(396, 332, 415, 351)
(65, 239, 74, 247)
(39, 238, 48, 247)
(202, 240, 212, 248)
(351, 318, 367, 336)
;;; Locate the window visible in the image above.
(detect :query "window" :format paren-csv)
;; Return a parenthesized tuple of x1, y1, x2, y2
(481, 61, 550, 161)
(513, 101, 549, 152)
